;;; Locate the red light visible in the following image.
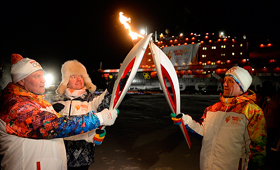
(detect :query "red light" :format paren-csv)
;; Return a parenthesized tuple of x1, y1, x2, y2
(201, 41, 204, 44)
(216, 69, 221, 74)
(269, 59, 276, 63)
(150, 71, 157, 78)
(275, 67, 280, 73)
(262, 67, 268, 72)
(187, 70, 193, 75)
(226, 60, 231, 64)
(260, 44, 265, 48)
(242, 59, 247, 63)
(223, 38, 227, 42)
(205, 36, 209, 39)
(217, 60, 221, 64)
(218, 39, 221, 42)
(267, 43, 272, 47)
(209, 40, 212, 43)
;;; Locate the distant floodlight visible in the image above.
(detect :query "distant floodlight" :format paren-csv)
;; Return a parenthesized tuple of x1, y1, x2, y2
(140, 29, 146, 35)
(44, 74, 54, 88)
(219, 31, 225, 38)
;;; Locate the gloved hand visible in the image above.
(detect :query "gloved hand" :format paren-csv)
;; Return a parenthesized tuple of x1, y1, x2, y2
(93, 129, 106, 145)
(95, 109, 119, 126)
(52, 103, 65, 113)
(171, 113, 183, 125)
(171, 113, 191, 125)
(107, 75, 128, 94)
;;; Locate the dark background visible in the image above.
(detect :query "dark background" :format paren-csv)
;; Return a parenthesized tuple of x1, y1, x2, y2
(1, 0, 279, 87)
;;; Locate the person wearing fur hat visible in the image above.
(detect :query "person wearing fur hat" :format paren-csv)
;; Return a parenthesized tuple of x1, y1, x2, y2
(171, 66, 267, 170)
(52, 59, 118, 170)
(0, 54, 118, 170)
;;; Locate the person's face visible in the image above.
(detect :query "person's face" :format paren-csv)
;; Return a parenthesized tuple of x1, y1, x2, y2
(18, 70, 46, 94)
(67, 75, 85, 90)
(223, 76, 243, 97)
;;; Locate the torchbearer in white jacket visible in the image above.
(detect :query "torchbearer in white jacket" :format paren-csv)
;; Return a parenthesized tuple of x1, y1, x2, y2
(171, 66, 267, 170)
(52, 60, 125, 170)
(0, 54, 118, 170)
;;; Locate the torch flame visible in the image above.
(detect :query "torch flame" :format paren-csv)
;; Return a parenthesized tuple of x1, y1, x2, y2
(119, 12, 144, 40)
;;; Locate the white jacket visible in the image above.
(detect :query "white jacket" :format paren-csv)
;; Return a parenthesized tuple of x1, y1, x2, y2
(52, 89, 109, 142)
(0, 120, 67, 170)
(182, 92, 266, 170)
(0, 83, 104, 170)
(0, 102, 67, 170)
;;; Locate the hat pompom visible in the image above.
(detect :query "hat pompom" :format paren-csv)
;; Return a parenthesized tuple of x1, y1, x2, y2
(11, 54, 23, 64)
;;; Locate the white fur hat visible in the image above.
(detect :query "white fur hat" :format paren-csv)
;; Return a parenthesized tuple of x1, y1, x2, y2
(225, 66, 252, 92)
(10, 54, 43, 83)
(56, 60, 96, 95)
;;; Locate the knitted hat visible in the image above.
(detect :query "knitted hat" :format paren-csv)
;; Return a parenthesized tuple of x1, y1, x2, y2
(56, 60, 96, 95)
(225, 66, 252, 92)
(10, 54, 43, 83)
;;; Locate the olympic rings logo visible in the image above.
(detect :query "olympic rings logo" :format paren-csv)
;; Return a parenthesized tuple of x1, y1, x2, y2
(32, 62, 41, 68)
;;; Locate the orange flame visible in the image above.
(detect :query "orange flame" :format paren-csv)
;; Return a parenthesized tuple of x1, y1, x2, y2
(119, 12, 144, 40)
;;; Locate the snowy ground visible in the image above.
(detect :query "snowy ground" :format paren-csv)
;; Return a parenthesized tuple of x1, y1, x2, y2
(89, 94, 219, 170)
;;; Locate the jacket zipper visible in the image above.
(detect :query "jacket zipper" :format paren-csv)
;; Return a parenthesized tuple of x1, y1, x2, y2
(225, 98, 229, 112)
(209, 98, 229, 169)
(69, 100, 72, 116)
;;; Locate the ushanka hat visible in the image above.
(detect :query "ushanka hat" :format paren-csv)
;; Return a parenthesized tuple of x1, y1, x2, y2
(225, 66, 252, 92)
(56, 60, 96, 95)
(10, 54, 43, 83)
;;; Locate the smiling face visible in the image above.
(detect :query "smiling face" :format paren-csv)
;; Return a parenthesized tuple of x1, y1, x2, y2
(67, 75, 85, 90)
(18, 70, 46, 94)
(223, 76, 243, 97)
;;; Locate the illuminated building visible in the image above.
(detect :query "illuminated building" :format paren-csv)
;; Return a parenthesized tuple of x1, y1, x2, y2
(100, 32, 280, 93)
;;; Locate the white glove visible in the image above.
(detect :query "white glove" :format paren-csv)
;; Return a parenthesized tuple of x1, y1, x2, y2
(181, 113, 192, 125)
(95, 109, 118, 126)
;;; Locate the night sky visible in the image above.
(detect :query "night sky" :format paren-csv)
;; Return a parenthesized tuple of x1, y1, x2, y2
(1, 0, 279, 84)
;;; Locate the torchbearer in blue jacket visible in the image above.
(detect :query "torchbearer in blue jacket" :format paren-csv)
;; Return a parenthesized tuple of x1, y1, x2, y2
(0, 54, 118, 170)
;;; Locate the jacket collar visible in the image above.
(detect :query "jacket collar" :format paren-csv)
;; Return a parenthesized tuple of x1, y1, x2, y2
(64, 88, 87, 99)
(220, 89, 257, 105)
(2, 82, 51, 108)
